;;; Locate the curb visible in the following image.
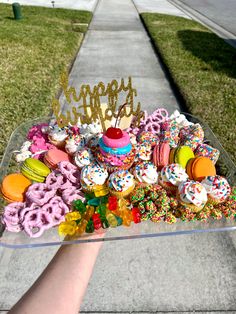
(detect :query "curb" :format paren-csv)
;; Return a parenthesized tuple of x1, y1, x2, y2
(169, 0, 236, 49)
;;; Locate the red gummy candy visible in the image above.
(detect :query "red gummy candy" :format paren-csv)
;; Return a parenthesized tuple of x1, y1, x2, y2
(92, 213, 102, 230)
(132, 208, 141, 224)
(108, 196, 118, 211)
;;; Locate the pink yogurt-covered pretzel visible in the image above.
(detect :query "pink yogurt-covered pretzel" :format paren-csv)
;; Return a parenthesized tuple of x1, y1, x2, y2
(26, 183, 56, 206)
(143, 108, 169, 135)
(62, 187, 85, 205)
(19, 203, 41, 222)
(22, 210, 53, 238)
(2, 202, 25, 233)
(151, 108, 169, 122)
(57, 175, 74, 192)
(46, 170, 65, 189)
(58, 161, 80, 184)
(42, 196, 69, 226)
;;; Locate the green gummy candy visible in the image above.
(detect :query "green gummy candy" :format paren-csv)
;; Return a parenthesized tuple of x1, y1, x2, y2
(102, 218, 109, 229)
(115, 215, 123, 226)
(88, 198, 100, 206)
(86, 220, 95, 233)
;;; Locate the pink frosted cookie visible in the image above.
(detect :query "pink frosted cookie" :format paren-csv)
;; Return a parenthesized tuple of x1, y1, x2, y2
(99, 149, 125, 166)
(103, 131, 130, 148)
(26, 183, 56, 206)
(62, 187, 85, 205)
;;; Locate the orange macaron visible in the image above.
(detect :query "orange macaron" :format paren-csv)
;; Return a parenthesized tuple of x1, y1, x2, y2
(186, 156, 216, 182)
(1, 173, 32, 203)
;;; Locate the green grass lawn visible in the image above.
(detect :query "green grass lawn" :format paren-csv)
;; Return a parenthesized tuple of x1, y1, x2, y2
(141, 13, 236, 164)
(0, 4, 92, 159)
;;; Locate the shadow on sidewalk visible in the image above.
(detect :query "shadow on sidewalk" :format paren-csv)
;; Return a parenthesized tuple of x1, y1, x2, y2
(177, 29, 236, 79)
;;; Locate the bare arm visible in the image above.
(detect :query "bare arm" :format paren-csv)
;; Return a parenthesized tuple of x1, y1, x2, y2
(9, 239, 103, 314)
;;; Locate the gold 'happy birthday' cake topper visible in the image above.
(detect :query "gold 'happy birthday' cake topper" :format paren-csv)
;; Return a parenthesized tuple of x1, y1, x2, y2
(52, 73, 144, 131)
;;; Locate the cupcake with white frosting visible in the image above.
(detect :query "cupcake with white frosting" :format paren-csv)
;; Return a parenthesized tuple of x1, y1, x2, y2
(74, 148, 94, 168)
(133, 162, 158, 184)
(159, 163, 188, 194)
(65, 135, 86, 155)
(80, 162, 108, 193)
(108, 170, 135, 198)
(48, 125, 68, 148)
(201, 175, 231, 204)
(178, 180, 207, 212)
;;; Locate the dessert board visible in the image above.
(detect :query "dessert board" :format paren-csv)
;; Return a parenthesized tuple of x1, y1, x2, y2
(0, 112, 235, 249)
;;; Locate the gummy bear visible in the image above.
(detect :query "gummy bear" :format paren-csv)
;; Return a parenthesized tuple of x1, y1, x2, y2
(83, 205, 95, 221)
(58, 221, 77, 236)
(76, 219, 88, 235)
(106, 211, 118, 227)
(101, 218, 109, 229)
(97, 204, 107, 218)
(115, 215, 123, 226)
(94, 185, 109, 197)
(108, 196, 118, 211)
(65, 211, 81, 222)
(88, 197, 100, 206)
(120, 209, 133, 227)
(73, 199, 87, 214)
(92, 213, 102, 230)
(132, 207, 141, 224)
(86, 220, 95, 233)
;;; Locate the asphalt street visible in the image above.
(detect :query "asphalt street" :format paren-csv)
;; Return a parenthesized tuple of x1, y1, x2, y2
(169, 0, 236, 47)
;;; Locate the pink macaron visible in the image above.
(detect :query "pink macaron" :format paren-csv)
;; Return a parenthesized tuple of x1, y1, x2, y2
(44, 148, 70, 169)
(153, 142, 170, 170)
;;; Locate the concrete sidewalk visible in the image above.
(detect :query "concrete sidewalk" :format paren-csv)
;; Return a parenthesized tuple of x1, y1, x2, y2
(60, 0, 181, 114)
(0, 0, 98, 11)
(0, 0, 236, 313)
(133, 0, 189, 17)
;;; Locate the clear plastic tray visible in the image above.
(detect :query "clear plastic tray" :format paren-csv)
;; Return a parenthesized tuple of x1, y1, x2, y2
(0, 113, 236, 248)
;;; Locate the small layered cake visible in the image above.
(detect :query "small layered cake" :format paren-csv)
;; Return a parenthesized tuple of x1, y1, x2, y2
(97, 126, 135, 172)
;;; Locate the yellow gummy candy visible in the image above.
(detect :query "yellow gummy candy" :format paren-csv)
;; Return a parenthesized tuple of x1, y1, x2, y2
(83, 206, 95, 221)
(106, 212, 118, 227)
(120, 209, 133, 226)
(94, 185, 109, 197)
(65, 211, 81, 221)
(76, 219, 88, 235)
(58, 221, 77, 236)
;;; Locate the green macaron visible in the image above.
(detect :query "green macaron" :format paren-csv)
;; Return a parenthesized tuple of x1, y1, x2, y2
(174, 146, 195, 169)
(21, 158, 51, 182)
